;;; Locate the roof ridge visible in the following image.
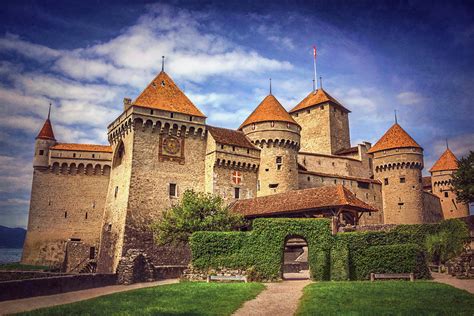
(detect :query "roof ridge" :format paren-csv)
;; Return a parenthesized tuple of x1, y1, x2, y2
(429, 148, 459, 172)
(289, 88, 350, 113)
(36, 118, 55, 140)
(367, 123, 421, 153)
(239, 94, 298, 129)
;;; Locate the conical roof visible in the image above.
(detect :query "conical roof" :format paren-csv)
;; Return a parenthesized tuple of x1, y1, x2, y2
(430, 148, 459, 172)
(367, 123, 421, 153)
(133, 71, 206, 117)
(36, 118, 55, 140)
(290, 88, 349, 113)
(239, 94, 298, 129)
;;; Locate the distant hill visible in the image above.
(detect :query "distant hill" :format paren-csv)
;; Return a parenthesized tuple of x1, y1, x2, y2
(0, 226, 26, 248)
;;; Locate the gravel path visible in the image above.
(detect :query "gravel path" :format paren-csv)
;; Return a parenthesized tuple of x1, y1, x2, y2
(0, 279, 178, 315)
(233, 280, 311, 316)
(431, 272, 474, 294)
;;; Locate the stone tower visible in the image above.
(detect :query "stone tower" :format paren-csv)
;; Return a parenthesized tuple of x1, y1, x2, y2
(33, 106, 57, 168)
(240, 94, 300, 197)
(430, 148, 469, 219)
(289, 88, 350, 155)
(368, 123, 424, 224)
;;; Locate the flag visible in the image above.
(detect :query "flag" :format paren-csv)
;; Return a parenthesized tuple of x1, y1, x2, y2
(313, 45, 317, 58)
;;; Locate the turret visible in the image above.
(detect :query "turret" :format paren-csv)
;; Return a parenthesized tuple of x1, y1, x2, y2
(368, 123, 424, 224)
(289, 88, 351, 155)
(239, 93, 300, 197)
(33, 105, 56, 169)
(430, 147, 469, 219)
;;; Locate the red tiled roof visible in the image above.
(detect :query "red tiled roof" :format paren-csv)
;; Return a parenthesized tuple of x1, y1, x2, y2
(231, 185, 377, 217)
(430, 148, 459, 172)
(289, 88, 349, 113)
(133, 71, 206, 117)
(207, 126, 257, 150)
(239, 94, 298, 129)
(367, 123, 421, 153)
(51, 143, 112, 153)
(36, 119, 55, 140)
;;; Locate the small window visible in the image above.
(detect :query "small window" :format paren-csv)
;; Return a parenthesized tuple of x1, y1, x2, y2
(276, 156, 282, 164)
(73, 153, 76, 158)
(257, 180, 260, 191)
(247, 149, 250, 154)
(265, 168, 269, 172)
(114, 186, 118, 198)
(234, 187, 240, 199)
(334, 180, 337, 184)
(307, 109, 310, 114)
(384, 178, 389, 185)
(85, 212, 88, 219)
(170, 112, 174, 118)
(232, 146, 236, 151)
(295, 113, 299, 117)
(321, 105, 324, 110)
(444, 192, 448, 198)
(150, 110, 154, 115)
(107, 224, 112, 232)
(169, 183, 177, 197)
(307, 176, 310, 182)
(89, 247, 95, 259)
(189, 116, 193, 122)
(277, 165, 282, 170)
(64, 211, 67, 218)
(221, 144, 224, 150)
(269, 183, 279, 188)
(252, 123, 256, 130)
(357, 181, 370, 189)
(39, 150, 44, 155)
(400, 177, 406, 183)
(332, 162, 335, 167)
(92, 154, 95, 158)
(271, 121, 275, 127)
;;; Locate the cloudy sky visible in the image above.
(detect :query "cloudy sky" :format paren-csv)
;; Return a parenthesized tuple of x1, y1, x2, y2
(0, 0, 473, 227)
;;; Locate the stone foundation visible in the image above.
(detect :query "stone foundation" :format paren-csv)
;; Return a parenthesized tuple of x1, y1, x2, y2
(182, 266, 247, 282)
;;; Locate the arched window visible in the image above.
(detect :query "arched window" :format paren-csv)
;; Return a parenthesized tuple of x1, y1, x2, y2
(113, 142, 125, 168)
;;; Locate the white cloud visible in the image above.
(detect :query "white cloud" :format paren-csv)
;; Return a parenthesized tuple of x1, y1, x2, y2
(396, 91, 424, 105)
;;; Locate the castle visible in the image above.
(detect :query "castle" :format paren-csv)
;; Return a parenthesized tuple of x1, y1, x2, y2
(21, 67, 469, 273)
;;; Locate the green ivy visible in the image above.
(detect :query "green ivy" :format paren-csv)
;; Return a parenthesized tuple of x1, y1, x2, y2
(189, 218, 468, 281)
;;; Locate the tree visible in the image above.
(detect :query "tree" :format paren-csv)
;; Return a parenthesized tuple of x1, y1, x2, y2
(452, 151, 474, 204)
(151, 190, 245, 245)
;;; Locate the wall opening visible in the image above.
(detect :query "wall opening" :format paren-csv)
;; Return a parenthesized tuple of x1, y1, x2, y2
(282, 236, 309, 280)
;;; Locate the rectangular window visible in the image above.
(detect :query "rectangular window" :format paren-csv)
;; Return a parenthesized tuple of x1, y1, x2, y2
(257, 180, 260, 191)
(232, 146, 236, 151)
(73, 153, 76, 158)
(357, 181, 370, 189)
(221, 144, 224, 150)
(170, 113, 174, 118)
(169, 183, 177, 197)
(150, 110, 154, 115)
(39, 150, 44, 155)
(400, 177, 406, 183)
(276, 156, 282, 164)
(444, 191, 448, 198)
(92, 154, 95, 158)
(234, 187, 240, 199)
(64, 211, 67, 218)
(114, 186, 118, 198)
(89, 247, 95, 259)
(189, 116, 193, 122)
(384, 178, 389, 185)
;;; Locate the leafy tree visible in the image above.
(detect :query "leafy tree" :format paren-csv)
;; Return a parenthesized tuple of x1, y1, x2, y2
(425, 220, 469, 264)
(452, 151, 474, 204)
(152, 190, 245, 245)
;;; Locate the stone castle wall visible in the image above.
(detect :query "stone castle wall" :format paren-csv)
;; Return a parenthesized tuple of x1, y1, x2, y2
(22, 166, 110, 267)
(329, 106, 351, 154)
(372, 148, 424, 224)
(422, 191, 444, 223)
(431, 170, 469, 219)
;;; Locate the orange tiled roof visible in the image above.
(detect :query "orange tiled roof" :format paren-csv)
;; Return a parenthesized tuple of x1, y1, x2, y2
(51, 143, 112, 153)
(231, 185, 377, 217)
(133, 71, 206, 118)
(367, 123, 421, 153)
(430, 148, 459, 172)
(207, 126, 257, 150)
(289, 88, 349, 113)
(36, 119, 55, 140)
(239, 94, 298, 129)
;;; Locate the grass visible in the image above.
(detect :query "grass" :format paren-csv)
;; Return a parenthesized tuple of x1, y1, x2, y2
(0, 262, 48, 271)
(20, 281, 265, 316)
(296, 281, 474, 316)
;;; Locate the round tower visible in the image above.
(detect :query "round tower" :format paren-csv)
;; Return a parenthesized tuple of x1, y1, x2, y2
(368, 123, 424, 224)
(33, 106, 56, 169)
(240, 93, 300, 197)
(430, 147, 469, 219)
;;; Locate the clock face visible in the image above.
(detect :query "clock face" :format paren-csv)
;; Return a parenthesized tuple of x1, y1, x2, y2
(163, 136, 181, 155)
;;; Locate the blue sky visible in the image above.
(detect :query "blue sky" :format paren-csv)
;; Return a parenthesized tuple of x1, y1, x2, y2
(0, 0, 473, 228)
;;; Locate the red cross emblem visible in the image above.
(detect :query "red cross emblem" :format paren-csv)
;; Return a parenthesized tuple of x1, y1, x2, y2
(232, 171, 242, 185)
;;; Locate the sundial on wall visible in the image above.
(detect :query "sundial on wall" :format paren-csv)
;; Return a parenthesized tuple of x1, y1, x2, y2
(159, 135, 185, 164)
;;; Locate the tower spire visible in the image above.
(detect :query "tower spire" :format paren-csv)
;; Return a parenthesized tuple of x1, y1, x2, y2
(312, 45, 317, 91)
(47, 103, 51, 120)
(312, 79, 315, 92)
(161, 56, 165, 72)
(394, 109, 398, 124)
(320, 76, 323, 90)
(446, 138, 449, 149)
(269, 78, 272, 95)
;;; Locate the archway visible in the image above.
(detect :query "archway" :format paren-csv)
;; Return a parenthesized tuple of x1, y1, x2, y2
(282, 235, 310, 280)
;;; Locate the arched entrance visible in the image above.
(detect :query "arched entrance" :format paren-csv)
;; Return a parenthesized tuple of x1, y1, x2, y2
(282, 236, 309, 280)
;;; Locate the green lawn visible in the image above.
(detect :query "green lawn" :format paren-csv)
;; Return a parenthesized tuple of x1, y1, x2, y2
(0, 262, 48, 271)
(297, 281, 474, 316)
(20, 282, 265, 316)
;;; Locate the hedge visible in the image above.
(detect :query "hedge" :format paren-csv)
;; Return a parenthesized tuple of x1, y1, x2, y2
(189, 218, 468, 281)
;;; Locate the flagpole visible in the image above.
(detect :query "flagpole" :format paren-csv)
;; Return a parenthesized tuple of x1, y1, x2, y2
(313, 46, 317, 92)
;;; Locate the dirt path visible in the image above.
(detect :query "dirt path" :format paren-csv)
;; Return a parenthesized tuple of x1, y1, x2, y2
(233, 280, 311, 316)
(431, 272, 474, 294)
(0, 279, 178, 315)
